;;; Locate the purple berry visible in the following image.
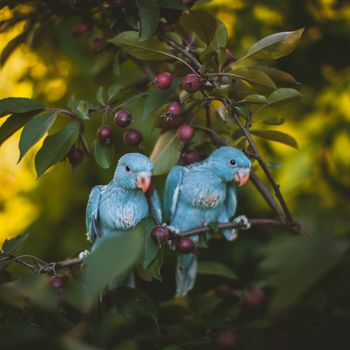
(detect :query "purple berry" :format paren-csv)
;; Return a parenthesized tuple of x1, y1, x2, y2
(50, 274, 68, 289)
(177, 124, 195, 141)
(67, 147, 84, 167)
(114, 110, 132, 128)
(182, 150, 201, 164)
(123, 128, 143, 146)
(155, 72, 173, 89)
(162, 114, 182, 129)
(217, 330, 238, 349)
(167, 101, 182, 116)
(73, 22, 91, 36)
(244, 288, 266, 309)
(151, 225, 170, 244)
(182, 74, 201, 93)
(176, 237, 195, 253)
(97, 126, 113, 144)
(90, 37, 103, 53)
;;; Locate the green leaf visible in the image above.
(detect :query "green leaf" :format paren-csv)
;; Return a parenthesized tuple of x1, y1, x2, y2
(108, 84, 123, 101)
(0, 259, 11, 272)
(255, 66, 299, 85)
(259, 115, 285, 125)
(150, 130, 180, 175)
(83, 224, 144, 306)
(110, 31, 172, 61)
(2, 233, 29, 255)
(143, 80, 179, 119)
(0, 97, 44, 117)
(93, 139, 115, 169)
(35, 121, 80, 177)
(0, 111, 37, 146)
(239, 28, 304, 61)
(96, 86, 106, 105)
(250, 129, 299, 149)
(243, 94, 268, 104)
(198, 261, 238, 280)
(18, 111, 57, 162)
(142, 218, 158, 269)
(179, 10, 217, 46)
(259, 233, 348, 314)
(268, 88, 302, 106)
(136, 0, 160, 41)
(158, 0, 185, 10)
(230, 68, 276, 90)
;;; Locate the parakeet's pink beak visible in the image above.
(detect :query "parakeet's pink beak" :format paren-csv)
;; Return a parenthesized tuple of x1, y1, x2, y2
(234, 168, 250, 186)
(136, 172, 151, 192)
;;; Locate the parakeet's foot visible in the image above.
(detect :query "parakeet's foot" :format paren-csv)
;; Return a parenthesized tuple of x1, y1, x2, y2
(233, 215, 251, 230)
(79, 250, 90, 260)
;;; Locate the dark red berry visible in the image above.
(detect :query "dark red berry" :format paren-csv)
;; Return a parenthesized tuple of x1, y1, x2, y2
(68, 147, 84, 167)
(215, 284, 232, 297)
(90, 37, 103, 53)
(182, 74, 201, 93)
(151, 225, 170, 244)
(162, 114, 182, 129)
(182, 150, 201, 164)
(114, 110, 132, 127)
(217, 330, 238, 349)
(73, 22, 91, 36)
(97, 126, 113, 144)
(123, 128, 143, 146)
(244, 288, 265, 309)
(167, 101, 182, 116)
(50, 274, 68, 289)
(155, 72, 173, 89)
(176, 237, 195, 253)
(177, 124, 195, 141)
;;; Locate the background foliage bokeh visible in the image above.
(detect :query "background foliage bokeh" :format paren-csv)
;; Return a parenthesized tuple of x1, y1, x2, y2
(0, 0, 350, 349)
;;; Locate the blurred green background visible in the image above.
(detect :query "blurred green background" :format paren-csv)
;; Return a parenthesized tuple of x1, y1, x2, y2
(0, 0, 350, 348)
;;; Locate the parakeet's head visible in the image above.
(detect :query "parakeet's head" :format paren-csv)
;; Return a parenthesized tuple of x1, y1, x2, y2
(114, 153, 154, 192)
(209, 147, 251, 186)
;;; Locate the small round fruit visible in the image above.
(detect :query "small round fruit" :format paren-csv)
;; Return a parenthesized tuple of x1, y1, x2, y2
(50, 274, 68, 289)
(123, 128, 143, 146)
(176, 237, 195, 253)
(162, 114, 182, 129)
(73, 22, 91, 36)
(114, 110, 132, 127)
(177, 124, 195, 141)
(216, 330, 238, 349)
(167, 101, 182, 116)
(155, 72, 173, 89)
(182, 150, 201, 165)
(182, 74, 201, 93)
(97, 126, 113, 144)
(151, 225, 170, 244)
(244, 288, 265, 309)
(90, 37, 103, 53)
(68, 147, 84, 167)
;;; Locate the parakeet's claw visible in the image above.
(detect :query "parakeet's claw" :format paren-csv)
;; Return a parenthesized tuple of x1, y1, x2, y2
(79, 250, 90, 260)
(233, 215, 251, 230)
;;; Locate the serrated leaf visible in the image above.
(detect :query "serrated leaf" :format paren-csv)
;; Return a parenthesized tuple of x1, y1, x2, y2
(2, 233, 29, 255)
(96, 86, 106, 105)
(244, 94, 268, 104)
(0, 97, 44, 117)
(198, 261, 238, 280)
(268, 88, 302, 106)
(150, 130, 181, 175)
(143, 80, 179, 119)
(179, 10, 217, 46)
(35, 121, 80, 177)
(93, 139, 115, 169)
(110, 31, 172, 61)
(0, 111, 37, 146)
(230, 68, 276, 90)
(83, 224, 144, 306)
(250, 129, 299, 149)
(18, 111, 57, 161)
(136, 0, 160, 41)
(239, 28, 304, 61)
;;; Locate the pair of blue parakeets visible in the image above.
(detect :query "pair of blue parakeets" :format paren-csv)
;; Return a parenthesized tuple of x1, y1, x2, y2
(84, 146, 251, 296)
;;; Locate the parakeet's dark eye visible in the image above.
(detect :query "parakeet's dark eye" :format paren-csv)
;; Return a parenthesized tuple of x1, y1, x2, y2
(230, 160, 237, 166)
(125, 166, 131, 172)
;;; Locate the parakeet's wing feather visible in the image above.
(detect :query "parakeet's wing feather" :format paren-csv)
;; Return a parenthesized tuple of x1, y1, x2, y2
(163, 166, 184, 223)
(85, 185, 103, 244)
(147, 188, 163, 225)
(225, 183, 237, 219)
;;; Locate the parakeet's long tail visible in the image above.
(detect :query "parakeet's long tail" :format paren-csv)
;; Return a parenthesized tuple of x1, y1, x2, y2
(176, 253, 198, 297)
(110, 271, 135, 290)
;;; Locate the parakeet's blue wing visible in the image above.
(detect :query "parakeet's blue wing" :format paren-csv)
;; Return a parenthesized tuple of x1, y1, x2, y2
(163, 166, 184, 223)
(85, 185, 103, 244)
(147, 188, 163, 225)
(225, 184, 237, 219)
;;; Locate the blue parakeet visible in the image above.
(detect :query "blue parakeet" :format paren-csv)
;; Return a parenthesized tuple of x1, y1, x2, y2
(83, 153, 162, 288)
(164, 146, 251, 297)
